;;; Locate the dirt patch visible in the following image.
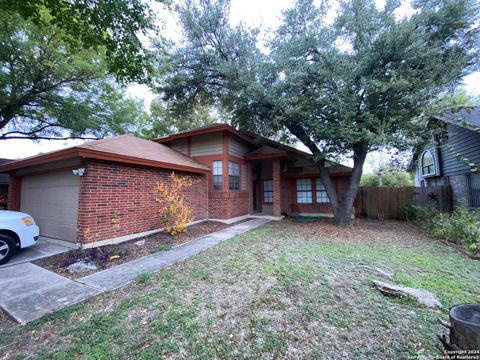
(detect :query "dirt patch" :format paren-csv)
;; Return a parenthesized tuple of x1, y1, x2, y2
(33, 221, 232, 279)
(0, 309, 16, 333)
(288, 217, 429, 246)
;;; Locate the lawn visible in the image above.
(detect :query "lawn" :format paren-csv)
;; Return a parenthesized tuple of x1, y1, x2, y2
(1, 219, 479, 359)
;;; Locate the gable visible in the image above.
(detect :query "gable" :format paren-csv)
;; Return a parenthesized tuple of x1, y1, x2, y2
(228, 134, 251, 158)
(191, 133, 223, 156)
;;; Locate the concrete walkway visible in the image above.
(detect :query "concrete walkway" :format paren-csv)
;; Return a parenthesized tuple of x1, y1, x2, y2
(0, 218, 270, 324)
(0, 237, 73, 268)
(0, 263, 99, 324)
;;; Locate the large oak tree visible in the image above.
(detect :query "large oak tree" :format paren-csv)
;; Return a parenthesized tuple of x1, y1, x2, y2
(0, 11, 148, 140)
(160, 0, 479, 226)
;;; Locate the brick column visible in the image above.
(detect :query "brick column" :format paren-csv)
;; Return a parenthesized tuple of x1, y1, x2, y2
(7, 175, 21, 211)
(247, 162, 253, 214)
(272, 158, 281, 217)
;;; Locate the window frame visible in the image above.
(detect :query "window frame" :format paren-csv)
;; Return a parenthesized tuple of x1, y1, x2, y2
(315, 178, 330, 203)
(212, 160, 223, 191)
(421, 150, 436, 177)
(228, 161, 240, 191)
(296, 178, 313, 204)
(263, 179, 273, 204)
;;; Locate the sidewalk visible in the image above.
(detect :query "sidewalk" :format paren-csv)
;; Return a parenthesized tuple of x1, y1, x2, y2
(0, 218, 271, 324)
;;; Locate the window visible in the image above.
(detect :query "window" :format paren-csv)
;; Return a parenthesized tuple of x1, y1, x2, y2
(421, 150, 435, 176)
(468, 172, 480, 208)
(264, 180, 273, 203)
(213, 161, 222, 191)
(316, 178, 330, 203)
(229, 161, 240, 191)
(241, 165, 247, 191)
(296, 179, 312, 204)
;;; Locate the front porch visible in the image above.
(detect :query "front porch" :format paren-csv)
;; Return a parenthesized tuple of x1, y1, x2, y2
(248, 156, 284, 217)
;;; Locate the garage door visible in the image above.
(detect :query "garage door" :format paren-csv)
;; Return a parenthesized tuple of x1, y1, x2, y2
(20, 171, 80, 242)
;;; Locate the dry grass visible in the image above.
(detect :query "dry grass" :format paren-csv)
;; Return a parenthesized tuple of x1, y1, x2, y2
(1, 219, 479, 359)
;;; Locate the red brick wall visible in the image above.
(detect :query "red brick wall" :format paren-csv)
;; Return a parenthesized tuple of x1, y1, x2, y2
(208, 191, 249, 219)
(272, 158, 281, 216)
(7, 176, 20, 211)
(77, 160, 208, 244)
(284, 175, 350, 214)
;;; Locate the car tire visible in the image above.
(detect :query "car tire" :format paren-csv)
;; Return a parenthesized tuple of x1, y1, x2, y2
(0, 234, 16, 265)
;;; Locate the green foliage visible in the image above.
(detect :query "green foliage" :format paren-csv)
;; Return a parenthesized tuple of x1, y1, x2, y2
(0, 11, 148, 140)
(0, 0, 167, 83)
(361, 168, 414, 187)
(135, 272, 153, 284)
(136, 100, 221, 139)
(403, 204, 480, 253)
(161, 0, 480, 225)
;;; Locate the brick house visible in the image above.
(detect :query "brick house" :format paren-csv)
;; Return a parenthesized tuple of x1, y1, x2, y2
(0, 124, 352, 246)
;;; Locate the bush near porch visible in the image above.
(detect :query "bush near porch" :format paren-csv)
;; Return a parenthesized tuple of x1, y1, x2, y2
(1, 220, 479, 359)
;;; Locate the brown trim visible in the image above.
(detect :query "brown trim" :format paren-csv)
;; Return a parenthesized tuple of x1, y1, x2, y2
(155, 124, 255, 145)
(283, 171, 352, 179)
(241, 130, 312, 157)
(244, 152, 290, 161)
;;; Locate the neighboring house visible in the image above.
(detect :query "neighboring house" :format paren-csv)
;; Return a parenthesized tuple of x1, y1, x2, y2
(415, 106, 480, 207)
(0, 124, 352, 247)
(0, 158, 11, 209)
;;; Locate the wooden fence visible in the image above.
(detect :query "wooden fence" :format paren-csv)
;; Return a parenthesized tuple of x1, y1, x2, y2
(355, 186, 453, 220)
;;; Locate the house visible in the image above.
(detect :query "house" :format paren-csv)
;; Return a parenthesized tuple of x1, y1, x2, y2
(0, 158, 11, 209)
(414, 106, 480, 207)
(0, 124, 352, 247)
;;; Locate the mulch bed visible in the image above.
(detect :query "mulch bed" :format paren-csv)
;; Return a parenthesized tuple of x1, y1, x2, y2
(33, 221, 235, 280)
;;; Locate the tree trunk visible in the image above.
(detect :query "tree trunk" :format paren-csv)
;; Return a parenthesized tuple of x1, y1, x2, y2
(325, 145, 368, 227)
(285, 123, 368, 227)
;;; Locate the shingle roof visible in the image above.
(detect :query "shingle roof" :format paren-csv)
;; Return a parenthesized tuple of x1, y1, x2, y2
(0, 135, 210, 173)
(434, 106, 480, 130)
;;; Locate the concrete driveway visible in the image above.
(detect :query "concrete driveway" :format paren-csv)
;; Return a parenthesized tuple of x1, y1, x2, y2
(0, 237, 74, 268)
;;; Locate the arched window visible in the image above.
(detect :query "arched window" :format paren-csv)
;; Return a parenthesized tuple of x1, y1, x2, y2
(421, 150, 435, 176)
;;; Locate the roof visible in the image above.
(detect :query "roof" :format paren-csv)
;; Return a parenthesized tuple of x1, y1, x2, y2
(156, 123, 352, 172)
(434, 106, 480, 131)
(0, 135, 210, 174)
(155, 123, 255, 144)
(241, 131, 312, 157)
(156, 123, 313, 157)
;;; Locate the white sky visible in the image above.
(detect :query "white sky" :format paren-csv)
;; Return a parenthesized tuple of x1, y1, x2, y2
(1, 0, 479, 172)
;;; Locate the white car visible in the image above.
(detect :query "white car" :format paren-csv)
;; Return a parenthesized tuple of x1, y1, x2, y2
(0, 210, 40, 265)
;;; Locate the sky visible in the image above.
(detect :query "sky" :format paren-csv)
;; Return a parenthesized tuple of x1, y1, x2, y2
(1, 0, 479, 172)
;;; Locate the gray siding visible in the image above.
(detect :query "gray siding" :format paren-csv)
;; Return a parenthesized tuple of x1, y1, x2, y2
(191, 133, 223, 156)
(228, 135, 250, 158)
(439, 124, 480, 176)
(169, 139, 188, 155)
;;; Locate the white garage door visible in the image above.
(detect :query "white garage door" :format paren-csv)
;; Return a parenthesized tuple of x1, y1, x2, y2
(20, 171, 80, 242)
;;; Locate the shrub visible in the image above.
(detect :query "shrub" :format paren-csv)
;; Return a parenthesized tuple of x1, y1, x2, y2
(403, 204, 480, 253)
(154, 172, 195, 236)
